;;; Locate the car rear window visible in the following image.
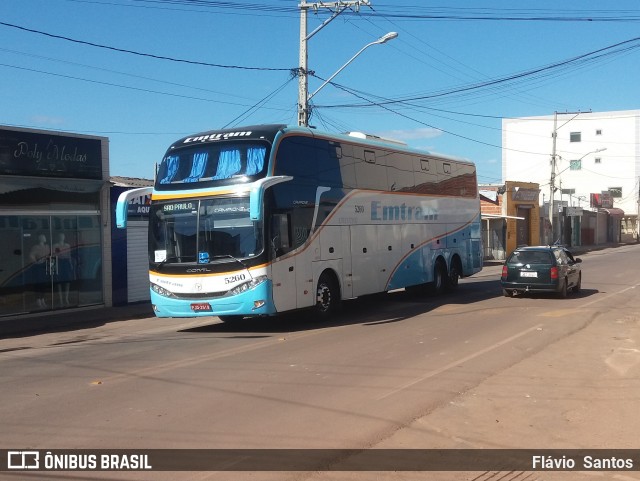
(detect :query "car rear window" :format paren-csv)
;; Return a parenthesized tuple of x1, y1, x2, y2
(508, 251, 553, 265)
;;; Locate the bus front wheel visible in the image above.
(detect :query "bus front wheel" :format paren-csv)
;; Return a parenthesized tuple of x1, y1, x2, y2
(314, 272, 340, 320)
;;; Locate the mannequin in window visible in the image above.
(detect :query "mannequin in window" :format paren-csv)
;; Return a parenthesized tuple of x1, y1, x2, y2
(53, 233, 74, 307)
(29, 234, 50, 309)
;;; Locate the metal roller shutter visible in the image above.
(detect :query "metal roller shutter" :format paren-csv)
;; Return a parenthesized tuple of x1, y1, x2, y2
(126, 221, 150, 302)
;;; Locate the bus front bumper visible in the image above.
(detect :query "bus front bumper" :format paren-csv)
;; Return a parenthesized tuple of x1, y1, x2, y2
(150, 280, 276, 318)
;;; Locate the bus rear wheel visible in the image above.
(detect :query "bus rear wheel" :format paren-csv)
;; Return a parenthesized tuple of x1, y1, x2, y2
(314, 272, 340, 320)
(446, 257, 461, 291)
(431, 260, 447, 295)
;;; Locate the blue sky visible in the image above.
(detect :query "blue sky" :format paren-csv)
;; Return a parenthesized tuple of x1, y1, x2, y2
(2, 1, 639, 184)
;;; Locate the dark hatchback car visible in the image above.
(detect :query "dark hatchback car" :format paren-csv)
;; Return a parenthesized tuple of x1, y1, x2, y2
(501, 245, 582, 298)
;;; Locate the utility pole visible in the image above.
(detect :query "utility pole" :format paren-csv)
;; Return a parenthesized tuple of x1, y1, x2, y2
(297, 5, 309, 127)
(549, 112, 558, 244)
(297, 1, 372, 127)
(548, 110, 583, 244)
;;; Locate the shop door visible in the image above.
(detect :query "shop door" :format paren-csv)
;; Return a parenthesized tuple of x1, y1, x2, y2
(0, 216, 26, 316)
(0, 214, 103, 317)
(516, 207, 531, 247)
(22, 215, 53, 312)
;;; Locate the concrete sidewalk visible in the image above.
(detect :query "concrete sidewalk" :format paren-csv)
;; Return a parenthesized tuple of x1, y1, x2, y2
(0, 302, 154, 339)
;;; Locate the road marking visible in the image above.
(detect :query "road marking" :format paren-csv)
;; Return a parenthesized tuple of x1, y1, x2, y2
(539, 309, 580, 318)
(581, 282, 639, 308)
(376, 323, 545, 400)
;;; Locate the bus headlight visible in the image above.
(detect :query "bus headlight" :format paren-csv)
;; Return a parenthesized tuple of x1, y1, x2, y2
(228, 275, 267, 296)
(151, 283, 176, 298)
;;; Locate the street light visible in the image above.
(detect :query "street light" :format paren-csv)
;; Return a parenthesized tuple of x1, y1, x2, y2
(548, 147, 606, 243)
(300, 31, 398, 126)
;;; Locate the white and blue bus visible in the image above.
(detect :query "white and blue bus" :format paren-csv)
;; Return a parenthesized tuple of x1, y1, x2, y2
(116, 124, 482, 321)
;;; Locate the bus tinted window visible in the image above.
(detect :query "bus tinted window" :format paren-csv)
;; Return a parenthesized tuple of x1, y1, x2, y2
(337, 143, 357, 189)
(316, 141, 343, 188)
(274, 136, 317, 183)
(437, 161, 477, 198)
(275, 136, 345, 188)
(386, 152, 415, 192)
(354, 146, 388, 191)
(275, 133, 477, 197)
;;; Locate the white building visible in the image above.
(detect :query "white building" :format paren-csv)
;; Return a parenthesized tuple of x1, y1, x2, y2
(503, 110, 639, 243)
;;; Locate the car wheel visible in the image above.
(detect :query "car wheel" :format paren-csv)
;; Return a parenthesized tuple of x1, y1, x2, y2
(574, 273, 582, 293)
(314, 272, 340, 320)
(558, 278, 568, 298)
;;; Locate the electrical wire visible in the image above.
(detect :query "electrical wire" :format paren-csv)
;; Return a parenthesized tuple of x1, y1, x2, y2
(319, 36, 640, 109)
(223, 75, 295, 128)
(0, 21, 292, 71)
(0, 62, 294, 114)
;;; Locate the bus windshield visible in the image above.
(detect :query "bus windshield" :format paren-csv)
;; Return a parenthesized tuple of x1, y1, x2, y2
(149, 197, 263, 265)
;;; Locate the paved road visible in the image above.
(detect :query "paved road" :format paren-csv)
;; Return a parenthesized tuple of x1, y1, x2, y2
(1, 245, 639, 481)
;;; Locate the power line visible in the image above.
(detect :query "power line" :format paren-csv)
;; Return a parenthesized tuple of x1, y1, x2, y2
(0, 62, 293, 113)
(0, 47, 259, 101)
(309, 73, 549, 158)
(223, 75, 296, 128)
(61, 1, 640, 22)
(0, 21, 293, 72)
(319, 35, 640, 109)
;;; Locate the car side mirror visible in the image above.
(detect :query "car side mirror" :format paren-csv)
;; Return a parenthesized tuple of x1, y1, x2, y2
(575, 257, 582, 263)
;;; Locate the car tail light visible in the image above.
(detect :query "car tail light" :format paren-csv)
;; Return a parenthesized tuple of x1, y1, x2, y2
(550, 266, 559, 279)
(501, 266, 508, 279)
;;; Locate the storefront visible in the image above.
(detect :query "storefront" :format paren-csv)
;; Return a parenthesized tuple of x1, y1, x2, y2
(0, 126, 110, 318)
(504, 181, 541, 256)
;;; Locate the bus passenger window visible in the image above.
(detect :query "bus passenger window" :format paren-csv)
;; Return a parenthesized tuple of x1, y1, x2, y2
(159, 156, 180, 184)
(271, 214, 291, 256)
(184, 152, 209, 182)
(211, 149, 241, 180)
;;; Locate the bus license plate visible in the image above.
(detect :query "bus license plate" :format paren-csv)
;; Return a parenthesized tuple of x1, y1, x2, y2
(191, 303, 212, 312)
(520, 271, 537, 278)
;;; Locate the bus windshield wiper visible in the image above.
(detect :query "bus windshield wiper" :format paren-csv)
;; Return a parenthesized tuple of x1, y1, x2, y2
(211, 254, 248, 270)
(156, 255, 178, 269)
